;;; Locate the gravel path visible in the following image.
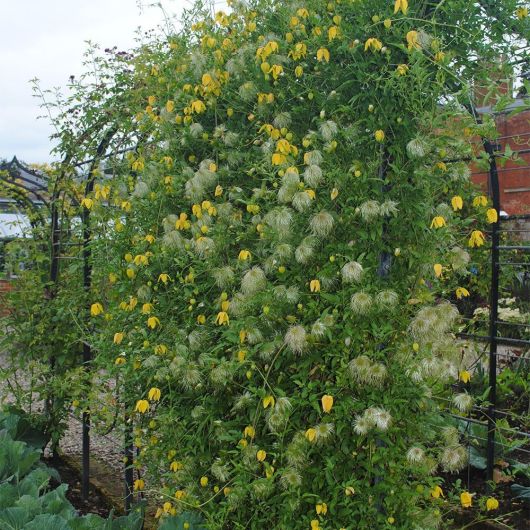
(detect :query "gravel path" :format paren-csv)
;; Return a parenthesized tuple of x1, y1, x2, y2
(0, 350, 123, 472)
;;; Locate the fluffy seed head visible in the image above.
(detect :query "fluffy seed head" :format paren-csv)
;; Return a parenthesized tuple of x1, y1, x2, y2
(350, 292, 373, 315)
(407, 446, 425, 464)
(303, 165, 323, 187)
(241, 267, 267, 294)
(440, 445, 468, 472)
(295, 236, 316, 264)
(212, 266, 235, 288)
(359, 200, 381, 222)
(375, 290, 399, 309)
(310, 211, 334, 237)
(284, 325, 308, 354)
(341, 261, 363, 283)
(406, 138, 429, 158)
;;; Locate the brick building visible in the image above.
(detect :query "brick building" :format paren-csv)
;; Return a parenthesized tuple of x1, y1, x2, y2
(472, 98, 530, 215)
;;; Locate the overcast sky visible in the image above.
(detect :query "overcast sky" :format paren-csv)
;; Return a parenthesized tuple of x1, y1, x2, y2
(0, 1, 193, 164)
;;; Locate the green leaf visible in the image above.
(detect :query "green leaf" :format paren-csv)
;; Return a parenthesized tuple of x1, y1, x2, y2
(511, 484, 530, 502)
(24, 514, 70, 530)
(0, 507, 32, 530)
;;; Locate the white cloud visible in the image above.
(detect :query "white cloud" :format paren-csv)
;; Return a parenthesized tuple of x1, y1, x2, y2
(0, 0, 188, 163)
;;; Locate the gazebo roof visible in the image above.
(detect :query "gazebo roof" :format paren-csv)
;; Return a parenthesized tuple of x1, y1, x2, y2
(0, 156, 48, 210)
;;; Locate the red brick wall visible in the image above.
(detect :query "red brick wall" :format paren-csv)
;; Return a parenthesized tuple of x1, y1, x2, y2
(0, 279, 13, 316)
(471, 106, 530, 215)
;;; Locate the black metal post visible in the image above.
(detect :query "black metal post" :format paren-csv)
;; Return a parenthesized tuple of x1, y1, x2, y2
(484, 139, 501, 482)
(81, 129, 117, 500)
(124, 420, 134, 513)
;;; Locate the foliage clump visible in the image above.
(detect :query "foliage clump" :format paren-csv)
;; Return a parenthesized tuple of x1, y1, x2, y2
(2, 0, 529, 529)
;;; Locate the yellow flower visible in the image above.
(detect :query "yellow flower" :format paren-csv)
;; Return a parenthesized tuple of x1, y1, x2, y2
(305, 189, 316, 200)
(473, 195, 488, 207)
(460, 491, 473, 508)
(374, 130, 385, 142)
(310, 279, 321, 293)
(364, 38, 383, 52)
(190, 100, 206, 114)
(262, 395, 275, 409)
(244, 425, 255, 439)
(192, 204, 202, 218)
(133, 254, 149, 266)
(321, 394, 334, 413)
(295, 65, 304, 77)
(174, 490, 186, 500)
(516, 7, 528, 19)
(145, 234, 155, 244)
(90, 303, 104, 317)
(113, 332, 124, 345)
(81, 198, 94, 210)
(486, 497, 499, 511)
(158, 273, 170, 284)
(316, 47, 330, 63)
(459, 370, 471, 384)
(345, 486, 355, 496)
(215, 185, 223, 197)
(115, 356, 126, 365)
(394, 0, 409, 14)
(315, 503, 328, 515)
(197, 314, 206, 324)
(269, 64, 283, 79)
(126, 268, 136, 279)
(215, 311, 229, 325)
(305, 428, 317, 442)
(272, 152, 287, 165)
(135, 400, 149, 413)
(154, 344, 167, 355)
(330, 188, 339, 200)
(451, 196, 463, 211)
(430, 485, 444, 499)
(396, 64, 409, 76)
(468, 230, 485, 248)
(328, 25, 339, 41)
(133, 479, 145, 491)
(311, 520, 320, 530)
(238, 249, 251, 261)
(433, 264, 443, 278)
(142, 303, 154, 315)
(430, 216, 446, 228)
(147, 316, 160, 329)
(456, 287, 470, 299)
(256, 450, 267, 462)
(148, 387, 161, 401)
(486, 208, 498, 224)
(406, 30, 420, 50)
(200, 476, 208, 487)
(170, 461, 183, 472)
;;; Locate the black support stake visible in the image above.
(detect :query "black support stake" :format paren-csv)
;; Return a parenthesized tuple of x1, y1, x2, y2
(484, 139, 501, 483)
(124, 421, 134, 513)
(81, 129, 118, 501)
